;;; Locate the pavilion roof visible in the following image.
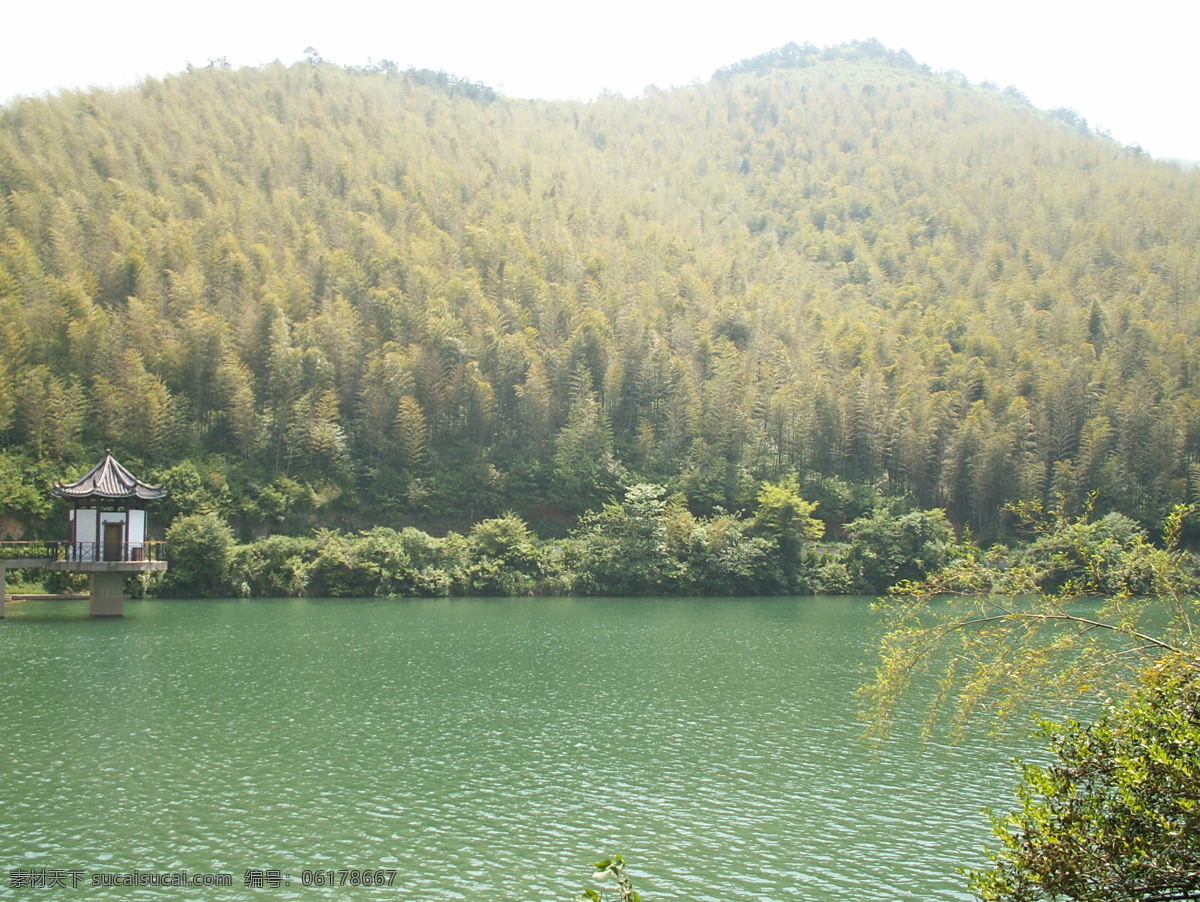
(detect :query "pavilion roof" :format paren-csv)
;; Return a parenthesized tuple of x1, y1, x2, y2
(52, 452, 167, 502)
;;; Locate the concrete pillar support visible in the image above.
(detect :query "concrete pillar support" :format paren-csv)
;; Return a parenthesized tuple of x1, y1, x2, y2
(89, 571, 126, 617)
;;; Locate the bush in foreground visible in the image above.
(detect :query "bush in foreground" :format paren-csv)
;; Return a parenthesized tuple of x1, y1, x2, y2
(969, 659, 1200, 902)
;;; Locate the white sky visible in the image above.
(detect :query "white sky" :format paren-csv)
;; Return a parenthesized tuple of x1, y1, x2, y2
(5, 0, 1199, 161)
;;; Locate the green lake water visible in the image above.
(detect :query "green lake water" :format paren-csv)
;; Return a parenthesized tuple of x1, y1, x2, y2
(0, 597, 1032, 900)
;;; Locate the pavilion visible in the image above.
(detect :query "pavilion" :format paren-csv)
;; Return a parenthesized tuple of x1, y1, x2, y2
(0, 452, 169, 617)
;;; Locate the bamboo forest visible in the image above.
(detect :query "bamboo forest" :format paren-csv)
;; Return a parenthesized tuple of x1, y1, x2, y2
(2, 41, 1200, 596)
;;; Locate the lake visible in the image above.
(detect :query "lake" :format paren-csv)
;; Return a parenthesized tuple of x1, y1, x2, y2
(0, 597, 1033, 900)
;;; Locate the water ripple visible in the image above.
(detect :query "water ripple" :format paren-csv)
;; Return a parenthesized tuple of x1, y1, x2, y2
(0, 597, 1031, 901)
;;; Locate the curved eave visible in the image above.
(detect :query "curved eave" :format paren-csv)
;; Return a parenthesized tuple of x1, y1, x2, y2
(52, 486, 168, 502)
(50, 453, 168, 503)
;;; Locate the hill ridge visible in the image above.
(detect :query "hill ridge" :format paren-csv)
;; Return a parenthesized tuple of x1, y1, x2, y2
(0, 49, 1196, 540)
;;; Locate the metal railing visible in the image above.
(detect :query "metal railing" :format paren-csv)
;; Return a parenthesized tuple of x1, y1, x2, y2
(0, 541, 168, 563)
(59, 541, 168, 563)
(0, 541, 56, 561)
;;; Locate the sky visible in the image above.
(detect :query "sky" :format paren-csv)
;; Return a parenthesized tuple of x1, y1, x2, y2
(5, 0, 1199, 161)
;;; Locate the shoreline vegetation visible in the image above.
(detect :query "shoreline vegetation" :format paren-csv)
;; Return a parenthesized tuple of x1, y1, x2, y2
(124, 477, 962, 599)
(1, 49, 1198, 572)
(26, 481, 1187, 602)
(157, 477, 956, 599)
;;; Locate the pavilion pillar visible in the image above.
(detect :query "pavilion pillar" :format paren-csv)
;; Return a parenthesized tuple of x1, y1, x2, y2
(0, 566, 6, 619)
(89, 571, 125, 617)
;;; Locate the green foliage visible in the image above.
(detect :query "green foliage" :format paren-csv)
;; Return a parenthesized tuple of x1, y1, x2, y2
(862, 503, 1200, 899)
(568, 483, 787, 596)
(864, 505, 1200, 739)
(241, 476, 314, 530)
(0, 451, 55, 527)
(0, 48, 1197, 537)
(715, 38, 922, 80)
(551, 388, 626, 516)
(152, 459, 229, 521)
(753, 475, 824, 542)
(160, 512, 236, 597)
(467, 513, 542, 595)
(570, 484, 683, 595)
(844, 504, 955, 593)
(1015, 503, 1164, 596)
(668, 507, 777, 595)
(203, 490, 796, 599)
(230, 534, 313, 597)
(573, 855, 643, 902)
(304, 527, 468, 598)
(813, 552, 859, 596)
(304, 529, 395, 597)
(669, 439, 756, 515)
(752, 475, 824, 592)
(968, 660, 1200, 902)
(40, 569, 88, 594)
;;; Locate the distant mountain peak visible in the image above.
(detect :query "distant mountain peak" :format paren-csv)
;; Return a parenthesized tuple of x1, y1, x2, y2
(713, 39, 924, 81)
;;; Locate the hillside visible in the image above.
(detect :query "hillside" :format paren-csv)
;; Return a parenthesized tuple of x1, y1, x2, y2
(1, 42, 1198, 540)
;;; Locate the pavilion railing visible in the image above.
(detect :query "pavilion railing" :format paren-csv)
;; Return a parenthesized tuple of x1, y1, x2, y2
(0, 541, 57, 560)
(57, 541, 168, 563)
(0, 541, 168, 563)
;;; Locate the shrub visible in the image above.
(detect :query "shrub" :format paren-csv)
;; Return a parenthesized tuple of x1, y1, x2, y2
(231, 534, 314, 597)
(969, 660, 1200, 901)
(159, 513, 236, 597)
(845, 505, 954, 593)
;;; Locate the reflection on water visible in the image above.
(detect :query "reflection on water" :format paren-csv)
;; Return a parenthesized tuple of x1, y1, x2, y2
(0, 597, 1030, 900)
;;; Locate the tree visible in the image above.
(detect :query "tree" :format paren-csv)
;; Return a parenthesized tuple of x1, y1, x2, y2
(160, 512, 235, 597)
(230, 534, 313, 597)
(864, 504, 1200, 739)
(752, 475, 823, 591)
(844, 503, 955, 593)
(552, 384, 625, 515)
(4, 48, 1200, 537)
(152, 459, 226, 522)
(571, 484, 682, 595)
(0, 451, 54, 526)
(968, 660, 1200, 902)
(863, 504, 1200, 899)
(670, 509, 775, 595)
(1018, 507, 1161, 596)
(392, 395, 428, 473)
(304, 526, 467, 598)
(467, 513, 542, 595)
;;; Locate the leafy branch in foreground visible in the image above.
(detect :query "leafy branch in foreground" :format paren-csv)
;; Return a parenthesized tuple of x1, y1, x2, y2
(968, 660, 1200, 902)
(862, 503, 1200, 741)
(574, 856, 643, 902)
